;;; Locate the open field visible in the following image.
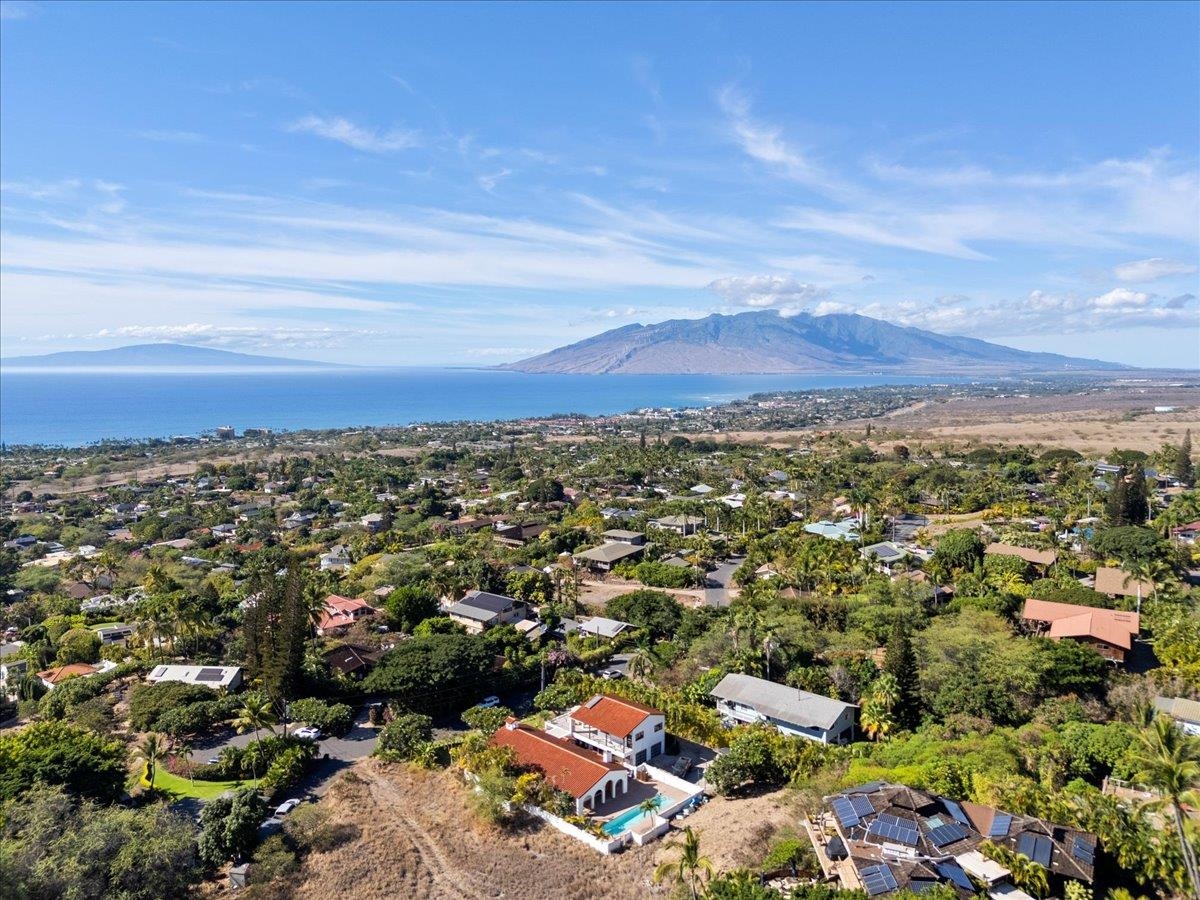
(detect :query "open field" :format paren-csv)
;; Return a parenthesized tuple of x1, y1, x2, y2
(271, 761, 662, 900)
(715, 385, 1200, 454)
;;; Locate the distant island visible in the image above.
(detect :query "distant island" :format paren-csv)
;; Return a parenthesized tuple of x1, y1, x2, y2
(1, 343, 346, 370)
(504, 310, 1128, 375)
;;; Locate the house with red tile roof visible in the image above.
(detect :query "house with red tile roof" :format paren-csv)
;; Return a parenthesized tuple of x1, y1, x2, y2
(316, 595, 378, 636)
(565, 694, 666, 766)
(490, 720, 630, 813)
(36, 659, 116, 690)
(1020, 598, 1140, 664)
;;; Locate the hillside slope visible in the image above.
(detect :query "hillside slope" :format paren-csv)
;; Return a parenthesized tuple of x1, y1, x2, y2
(505, 311, 1125, 374)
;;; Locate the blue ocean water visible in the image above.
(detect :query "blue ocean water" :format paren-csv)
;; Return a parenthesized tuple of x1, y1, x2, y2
(0, 368, 949, 446)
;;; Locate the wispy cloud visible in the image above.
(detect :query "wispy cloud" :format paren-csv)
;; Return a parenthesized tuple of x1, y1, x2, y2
(477, 168, 512, 192)
(86, 323, 384, 350)
(136, 129, 206, 143)
(0, 0, 36, 20)
(716, 85, 828, 188)
(1113, 257, 1198, 282)
(287, 115, 420, 153)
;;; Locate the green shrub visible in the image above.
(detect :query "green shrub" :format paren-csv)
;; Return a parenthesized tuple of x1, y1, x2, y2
(287, 698, 354, 736)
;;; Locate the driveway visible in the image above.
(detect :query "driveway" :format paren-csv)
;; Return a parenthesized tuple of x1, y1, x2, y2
(705, 557, 744, 607)
(190, 704, 380, 797)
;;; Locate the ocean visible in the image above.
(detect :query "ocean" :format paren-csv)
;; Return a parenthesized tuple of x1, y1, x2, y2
(0, 368, 950, 447)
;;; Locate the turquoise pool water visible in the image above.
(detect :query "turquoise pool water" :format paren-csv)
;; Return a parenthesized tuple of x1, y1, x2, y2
(602, 793, 667, 836)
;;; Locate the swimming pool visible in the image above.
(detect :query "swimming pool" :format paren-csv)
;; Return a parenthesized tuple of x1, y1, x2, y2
(602, 793, 667, 836)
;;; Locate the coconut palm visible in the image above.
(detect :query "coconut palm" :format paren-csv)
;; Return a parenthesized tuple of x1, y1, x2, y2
(653, 826, 715, 900)
(637, 796, 660, 821)
(981, 841, 1050, 898)
(1132, 716, 1200, 899)
(136, 733, 167, 789)
(626, 649, 654, 681)
(232, 691, 277, 781)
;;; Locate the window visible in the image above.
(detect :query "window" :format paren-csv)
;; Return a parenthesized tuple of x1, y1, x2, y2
(654, 723, 663, 732)
(635, 731, 644, 741)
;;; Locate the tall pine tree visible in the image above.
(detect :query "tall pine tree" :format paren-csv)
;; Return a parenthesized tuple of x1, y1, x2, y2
(1176, 430, 1194, 487)
(883, 620, 922, 728)
(243, 561, 308, 704)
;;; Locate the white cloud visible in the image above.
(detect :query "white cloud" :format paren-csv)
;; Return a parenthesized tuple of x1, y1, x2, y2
(465, 346, 539, 357)
(708, 275, 830, 314)
(1113, 257, 1198, 282)
(287, 116, 419, 153)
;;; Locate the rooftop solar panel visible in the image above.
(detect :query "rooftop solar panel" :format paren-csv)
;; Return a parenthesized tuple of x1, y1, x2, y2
(942, 799, 971, 827)
(832, 797, 861, 829)
(861, 865, 899, 896)
(868, 815, 919, 846)
(935, 860, 974, 891)
(988, 813, 1012, 838)
(928, 822, 969, 847)
(850, 794, 875, 817)
(196, 667, 225, 681)
(1017, 833, 1053, 868)
(1071, 835, 1095, 865)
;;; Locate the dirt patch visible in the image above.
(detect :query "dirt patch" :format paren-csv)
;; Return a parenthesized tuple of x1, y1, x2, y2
(580, 578, 707, 611)
(278, 760, 661, 900)
(657, 791, 801, 873)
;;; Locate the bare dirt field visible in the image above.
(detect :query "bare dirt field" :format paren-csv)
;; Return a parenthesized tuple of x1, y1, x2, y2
(717, 386, 1200, 454)
(580, 578, 706, 610)
(275, 761, 662, 900)
(667, 791, 802, 872)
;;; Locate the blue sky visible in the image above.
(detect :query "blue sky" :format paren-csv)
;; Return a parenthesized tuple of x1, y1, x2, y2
(1, 1, 1197, 367)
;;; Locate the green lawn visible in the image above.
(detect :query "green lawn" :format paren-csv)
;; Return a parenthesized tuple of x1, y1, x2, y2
(142, 767, 258, 801)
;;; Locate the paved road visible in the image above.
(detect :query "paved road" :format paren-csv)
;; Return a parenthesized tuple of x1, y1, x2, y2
(705, 557, 745, 607)
(190, 705, 380, 799)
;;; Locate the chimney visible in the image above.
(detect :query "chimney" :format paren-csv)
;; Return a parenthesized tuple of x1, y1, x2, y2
(505, 717, 519, 731)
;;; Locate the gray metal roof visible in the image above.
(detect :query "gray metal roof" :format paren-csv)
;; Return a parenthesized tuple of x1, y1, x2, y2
(574, 542, 644, 564)
(1155, 695, 1200, 724)
(710, 672, 855, 731)
(448, 590, 521, 619)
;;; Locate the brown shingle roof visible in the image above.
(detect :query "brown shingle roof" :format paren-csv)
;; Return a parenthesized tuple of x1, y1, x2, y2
(1093, 566, 1154, 598)
(1021, 598, 1139, 650)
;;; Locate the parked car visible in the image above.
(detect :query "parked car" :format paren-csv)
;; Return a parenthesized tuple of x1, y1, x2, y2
(293, 726, 322, 741)
(478, 695, 501, 708)
(274, 798, 302, 817)
(599, 668, 624, 680)
(206, 756, 221, 765)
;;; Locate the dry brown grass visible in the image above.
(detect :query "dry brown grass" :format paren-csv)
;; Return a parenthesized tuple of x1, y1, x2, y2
(655, 791, 801, 873)
(262, 760, 663, 900)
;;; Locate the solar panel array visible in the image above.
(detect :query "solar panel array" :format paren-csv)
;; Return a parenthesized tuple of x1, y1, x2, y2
(850, 794, 875, 817)
(196, 667, 225, 682)
(942, 799, 970, 826)
(832, 797, 862, 829)
(868, 813, 919, 846)
(1071, 835, 1095, 865)
(1017, 833, 1053, 868)
(988, 812, 1013, 838)
(861, 865, 899, 896)
(928, 822, 969, 848)
(935, 861, 974, 891)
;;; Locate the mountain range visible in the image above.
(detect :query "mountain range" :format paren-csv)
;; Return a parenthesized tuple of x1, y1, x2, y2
(504, 310, 1126, 374)
(1, 343, 344, 370)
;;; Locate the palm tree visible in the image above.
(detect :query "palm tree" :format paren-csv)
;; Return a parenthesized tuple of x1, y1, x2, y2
(1133, 716, 1200, 899)
(136, 733, 167, 790)
(637, 796, 660, 822)
(981, 841, 1050, 898)
(653, 826, 715, 900)
(1122, 557, 1155, 615)
(232, 691, 277, 781)
(173, 737, 196, 785)
(627, 649, 654, 681)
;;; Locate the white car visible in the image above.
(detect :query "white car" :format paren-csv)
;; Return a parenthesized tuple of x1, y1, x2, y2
(599, 668, 624, 680)
(274, 798, 302, 817)
(478, 695, 501, 709)
(293, 726, 322, 741)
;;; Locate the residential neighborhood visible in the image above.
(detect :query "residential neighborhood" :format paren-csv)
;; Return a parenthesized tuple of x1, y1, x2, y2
(0, 393, 1197, 899)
